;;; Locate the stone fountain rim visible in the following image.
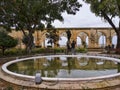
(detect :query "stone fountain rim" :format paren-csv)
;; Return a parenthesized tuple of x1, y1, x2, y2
(2, 54, 120, 81)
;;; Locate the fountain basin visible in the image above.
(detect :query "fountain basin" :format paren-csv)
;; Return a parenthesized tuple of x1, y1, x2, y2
(1, 54, 120, 89)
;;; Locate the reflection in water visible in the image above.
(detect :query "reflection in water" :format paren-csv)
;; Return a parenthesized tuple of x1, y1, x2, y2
(8, 57, 119, 78)
(78, 57, 89, 66)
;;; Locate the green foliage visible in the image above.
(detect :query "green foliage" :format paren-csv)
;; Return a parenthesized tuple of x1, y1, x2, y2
(31, 48, 65, 54)
(31, 48, 45, 54)
(76, 48, 87, 53)
(4, 48, 26, 56)
(6, 86, 13, 90)
(83, 0, 119, 17)
(0, 47, 88, 57)
(0, 33, 17, 48)
(0, 31, 18, 55)
(46, 28, 59, 46)
(54, 48, 65, 53)
(0, 0, 81, 53)
(0, 27, 8, 34)
(83, 0, 119, 29)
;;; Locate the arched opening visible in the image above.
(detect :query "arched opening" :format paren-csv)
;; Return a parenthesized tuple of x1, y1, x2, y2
(112, 35, 117, 48)
(86, 36, 89, 48)
(99, 34, 106, 48)
(77, 36, 82, 47)
(77, 32, 88, 48)
(59, 36, 67, 47)
(44, 38, 54, 48)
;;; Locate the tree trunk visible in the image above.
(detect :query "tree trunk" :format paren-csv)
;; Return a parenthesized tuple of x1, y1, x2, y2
(101, 11, 120, 54)
(26, 32, 34, 54)
(23, 33, 34, 54)
(2, 47, 5, 55)
(116, 30, 120, 54)
(21, 28, 34, 54)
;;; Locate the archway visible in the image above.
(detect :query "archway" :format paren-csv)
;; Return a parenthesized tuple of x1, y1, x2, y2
(99, 34, 106, 48)
(45, 38, 53, 48)
(77, 32, 88, 48)
(112, 35, 117, 48)
(59, 36, 67, 47)
(77, 36, 82, 47)
(58, 32, 67, 47)
(86, 36, 89, 48)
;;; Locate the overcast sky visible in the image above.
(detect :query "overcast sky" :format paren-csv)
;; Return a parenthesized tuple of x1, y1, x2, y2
(52, 0, 118, 28)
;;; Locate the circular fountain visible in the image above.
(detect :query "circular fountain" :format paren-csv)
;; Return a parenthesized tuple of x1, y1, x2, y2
(1, 54, 120, 89)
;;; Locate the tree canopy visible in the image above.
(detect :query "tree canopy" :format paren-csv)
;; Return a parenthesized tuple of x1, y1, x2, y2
(83, 0, 120, 30)
(0, 0, 81, 53)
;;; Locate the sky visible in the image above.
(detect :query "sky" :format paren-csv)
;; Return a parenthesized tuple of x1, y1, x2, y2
(52, 0, 118, 28)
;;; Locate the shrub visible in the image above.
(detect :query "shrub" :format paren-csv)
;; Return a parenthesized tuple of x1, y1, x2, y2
(54, 48, 65, 53)
(32, 48, 45, 54)
(76, 48, 87, 53)
(4, 48, 26, 56)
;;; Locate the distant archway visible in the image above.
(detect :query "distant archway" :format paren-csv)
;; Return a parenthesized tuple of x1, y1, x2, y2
(45, 38, 53, 47)
(86, 36, 89, 47)
(59, 36, 67, 47)
(77, 36, 82, 47)
(99, 34, 106, 48)
(112, 35, 117, 48)
(12, 27, 116, 49)
(77, 32, 88, 48)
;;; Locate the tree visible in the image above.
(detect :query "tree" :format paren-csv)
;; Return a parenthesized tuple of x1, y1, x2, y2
(83, 0, 120, 53)
(22, 33, 34, 53)
(46, 24, 59, 47)
(0, 0, 81, 53)
(66, 29, 71, 41)
(0, 31, 18, 55)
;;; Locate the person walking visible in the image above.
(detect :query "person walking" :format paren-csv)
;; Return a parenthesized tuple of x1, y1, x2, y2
(71, 40, 76, 55)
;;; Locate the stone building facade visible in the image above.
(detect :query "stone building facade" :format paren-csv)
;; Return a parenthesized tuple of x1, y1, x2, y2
(9, 27, 116, 49)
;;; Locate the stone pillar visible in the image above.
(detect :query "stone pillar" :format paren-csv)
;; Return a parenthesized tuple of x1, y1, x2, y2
(106, 36, 111, 46)
(89, 33, 96, 48)
(36, 31, 40, 46)
(70, 30, 77, 45)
